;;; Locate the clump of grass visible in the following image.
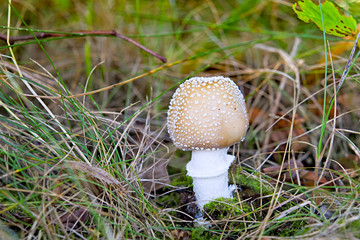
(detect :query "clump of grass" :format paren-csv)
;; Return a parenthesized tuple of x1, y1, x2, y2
(0, 53, 177, 238)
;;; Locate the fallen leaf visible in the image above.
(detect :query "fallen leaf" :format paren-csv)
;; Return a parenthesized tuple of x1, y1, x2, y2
(263, 159, 332, 186)
(303, 39, 355, 88)
(338, 93, 360, 114)
(250, 109, 309, 153)
(271, 112, 309, 152)
(263, 159, 304, 182)
(301, 171, 333, 187)
(59, 207, 89, 229)
(307, 97, 335, 119)
(293, 0, 357, 37)
(248, 107, 267, 126)
(140, 160, 170, 193)
(336, 154, 360, 169)
(63, 161, 125, 193)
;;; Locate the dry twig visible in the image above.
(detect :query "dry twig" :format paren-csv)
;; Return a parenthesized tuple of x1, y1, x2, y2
(0, 30, 167, 63)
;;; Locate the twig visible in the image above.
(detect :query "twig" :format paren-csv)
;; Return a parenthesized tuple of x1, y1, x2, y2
(0, 30, 167, 63)
(329, 31, 360, 103)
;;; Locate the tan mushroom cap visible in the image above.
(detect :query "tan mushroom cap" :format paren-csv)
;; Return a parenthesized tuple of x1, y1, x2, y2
(167, 76, 249, 151)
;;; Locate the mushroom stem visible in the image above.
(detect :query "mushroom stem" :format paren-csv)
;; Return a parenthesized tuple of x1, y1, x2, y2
(186, 148, 235, 208)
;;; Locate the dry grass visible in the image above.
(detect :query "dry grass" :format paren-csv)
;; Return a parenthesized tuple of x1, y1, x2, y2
(0, 0, 360, 239)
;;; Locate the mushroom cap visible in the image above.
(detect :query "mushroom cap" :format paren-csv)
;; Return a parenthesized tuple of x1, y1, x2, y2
(167, 76, 248, 151)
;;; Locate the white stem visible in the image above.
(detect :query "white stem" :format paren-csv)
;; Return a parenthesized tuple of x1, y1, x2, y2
(186, 148, 235, 208)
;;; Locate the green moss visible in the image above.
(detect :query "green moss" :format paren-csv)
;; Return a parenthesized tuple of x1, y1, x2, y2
(170, 174, 193, 187)
(229, 166, 273, 196)
(156, 173, 192, 207)
(199, 167, 307, 238)
(156, 191, 180, 207)
(157, 167, 308, 239)
(202, 197, 254, 235)
(204, 197, 252, 220)
(191, 227, 221, 240)
(265, 216, 308, 237)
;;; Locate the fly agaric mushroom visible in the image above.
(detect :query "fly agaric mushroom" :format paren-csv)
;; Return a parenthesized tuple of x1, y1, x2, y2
(167, 76, 248, 208)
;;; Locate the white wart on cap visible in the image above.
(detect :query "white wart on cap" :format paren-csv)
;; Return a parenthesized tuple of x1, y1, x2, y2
(167, 76, 248, 151)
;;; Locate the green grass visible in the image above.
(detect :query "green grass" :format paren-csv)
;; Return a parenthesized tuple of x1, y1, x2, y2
(0, 0, 360, 239)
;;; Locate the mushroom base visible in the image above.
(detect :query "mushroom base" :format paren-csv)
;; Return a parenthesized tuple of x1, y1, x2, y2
(186, 148, 235, 208)
(192, 172, 235, 208)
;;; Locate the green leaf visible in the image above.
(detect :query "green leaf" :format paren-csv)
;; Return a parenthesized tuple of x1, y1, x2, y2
(293, 0, 357, 37)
